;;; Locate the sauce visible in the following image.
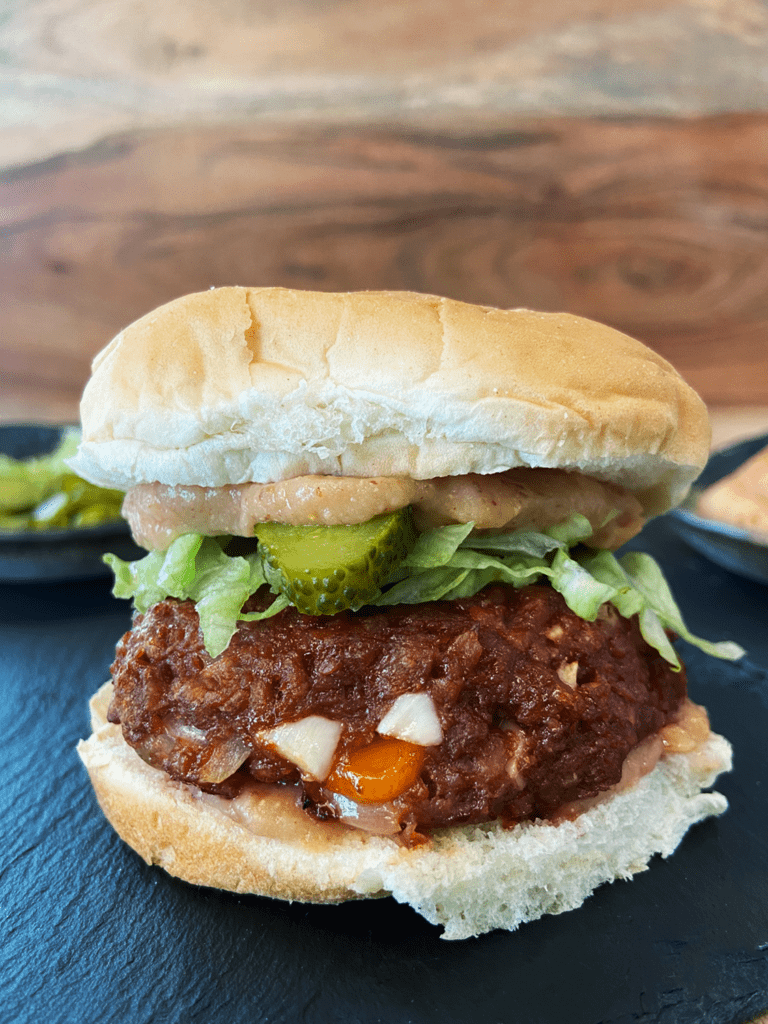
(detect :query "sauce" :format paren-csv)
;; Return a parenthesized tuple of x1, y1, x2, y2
(123, 468, 644, 550)
(659, 698, 711, 754)
(202, 701, 714, 841)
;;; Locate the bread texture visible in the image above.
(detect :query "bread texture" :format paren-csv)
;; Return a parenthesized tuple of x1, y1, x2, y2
(78, 682, 731, 941)
(70, 287, 710, 516)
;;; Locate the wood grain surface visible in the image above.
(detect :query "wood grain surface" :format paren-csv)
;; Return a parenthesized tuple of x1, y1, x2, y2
(5, 0, 768, 169)
(1, 9, 767, 1018)
(3, 113, 768, 423)
(2, 0, 768, 431)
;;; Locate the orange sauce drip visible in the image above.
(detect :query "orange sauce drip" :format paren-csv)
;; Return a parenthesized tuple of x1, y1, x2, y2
(325, 737, 425, 804)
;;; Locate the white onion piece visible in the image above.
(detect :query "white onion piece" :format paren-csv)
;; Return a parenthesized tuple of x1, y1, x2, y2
(503, 723, 527, 790)
(136, 718, 251, 784)
(326, 792, 402, 835)
(135, 717, 206, 770)
(134, 733, 176, 770)
(197, 736, 252, 783)
(259, 716, 342, 781)
(377, 692, 443, 746)
(557, 661, 579, 689)
(166, 720, 208, 742)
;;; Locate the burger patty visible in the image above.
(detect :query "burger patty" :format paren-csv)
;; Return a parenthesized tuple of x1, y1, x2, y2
(108, 584, 686, 835)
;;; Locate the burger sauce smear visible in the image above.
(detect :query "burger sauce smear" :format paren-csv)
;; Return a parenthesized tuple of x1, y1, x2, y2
(123, 469, 644, 550)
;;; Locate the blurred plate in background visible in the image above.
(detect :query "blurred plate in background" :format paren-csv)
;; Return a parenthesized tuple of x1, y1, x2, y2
(668, 433, 768, 587)
(0, 424, 143, 582)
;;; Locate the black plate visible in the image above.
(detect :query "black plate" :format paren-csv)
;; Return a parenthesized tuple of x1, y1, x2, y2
(0, 423, 143, 582)
(668, 434, 768, 586)
(1, 516, 767, 1024)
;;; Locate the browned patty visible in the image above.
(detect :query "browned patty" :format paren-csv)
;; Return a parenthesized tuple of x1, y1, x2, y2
(108, 584, 686, 835)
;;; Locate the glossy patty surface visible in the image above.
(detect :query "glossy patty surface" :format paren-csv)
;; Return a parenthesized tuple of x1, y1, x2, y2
(108, 584, 687, 833)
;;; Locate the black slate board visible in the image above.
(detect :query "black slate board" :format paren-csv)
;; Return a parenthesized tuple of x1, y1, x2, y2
(1, 516, 767, 1024)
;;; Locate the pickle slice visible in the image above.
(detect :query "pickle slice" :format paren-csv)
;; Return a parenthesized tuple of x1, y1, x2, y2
(255, 507, 416, 615)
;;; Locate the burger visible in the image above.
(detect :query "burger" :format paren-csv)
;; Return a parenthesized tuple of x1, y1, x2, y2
(74, 287, 741, 940)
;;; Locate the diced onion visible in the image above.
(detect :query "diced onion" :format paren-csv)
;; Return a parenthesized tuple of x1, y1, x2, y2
(135, 719, 252, 784)
(557, 661, 579, 689)
(134, 733, 176, 770)
(135, 715, 205, 771)
(259, 716, 342, 781)
(166, 720, 207, 742)
(197, 736, 252, 783)
(325, 791, 402, 835)
(504, 725, 527, 790)
(376, 692, 443, 746)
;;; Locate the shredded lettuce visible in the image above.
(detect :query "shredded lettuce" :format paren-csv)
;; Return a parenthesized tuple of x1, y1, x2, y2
(104, 513, 745, 666)
(580, 548, 745, 667)
(105, 536, 286, 658)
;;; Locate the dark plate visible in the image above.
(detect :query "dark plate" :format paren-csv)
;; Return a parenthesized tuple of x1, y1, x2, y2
(1, 516, 767, 1024)
(668, 433, 768, 586)
(0, 423, 143, 582)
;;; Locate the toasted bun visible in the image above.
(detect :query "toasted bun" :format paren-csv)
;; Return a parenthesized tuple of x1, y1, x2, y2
(70, 288, 709, 516)
(78, 682, 731, 940)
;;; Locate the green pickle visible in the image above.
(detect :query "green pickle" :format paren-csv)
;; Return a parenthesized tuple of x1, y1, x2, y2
(255, 507, 416, 615)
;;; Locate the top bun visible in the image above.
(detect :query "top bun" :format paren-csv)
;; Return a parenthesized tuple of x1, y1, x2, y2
(71, 287, 710, 515)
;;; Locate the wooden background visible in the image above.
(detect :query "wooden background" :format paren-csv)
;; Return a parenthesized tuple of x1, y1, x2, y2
(3, 11, 767, 1019)
(2, 0, 768, 449)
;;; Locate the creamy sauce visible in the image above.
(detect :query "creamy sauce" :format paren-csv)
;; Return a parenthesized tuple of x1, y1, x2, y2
(659, 698, 711, 754)
(198, 781, 355, 846)
(123, 468, 644, 550)
(697, 443, 768, 542)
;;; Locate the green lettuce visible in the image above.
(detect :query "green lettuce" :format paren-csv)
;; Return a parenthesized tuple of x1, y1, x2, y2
(579, 549, 745, 668)
(105, 536, 286, 658)
(105, 513, 745, 666)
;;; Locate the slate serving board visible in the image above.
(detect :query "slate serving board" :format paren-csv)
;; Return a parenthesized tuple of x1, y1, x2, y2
(1, 515, 767, 1024)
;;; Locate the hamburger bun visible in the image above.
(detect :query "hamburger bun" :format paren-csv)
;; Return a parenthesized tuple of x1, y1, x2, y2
(73, 287, 734, 939)
(69, 287, 710, 515)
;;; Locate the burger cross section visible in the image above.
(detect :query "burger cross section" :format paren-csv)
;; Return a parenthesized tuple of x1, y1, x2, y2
(73, 286, 742, 940)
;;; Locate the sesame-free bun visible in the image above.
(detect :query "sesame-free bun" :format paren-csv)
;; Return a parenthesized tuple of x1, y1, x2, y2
(78, 682, 731, 941)
(70, 287, 710, 516)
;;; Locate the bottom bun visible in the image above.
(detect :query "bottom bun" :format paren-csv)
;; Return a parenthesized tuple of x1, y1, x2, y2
(78, 681, 732, 940)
